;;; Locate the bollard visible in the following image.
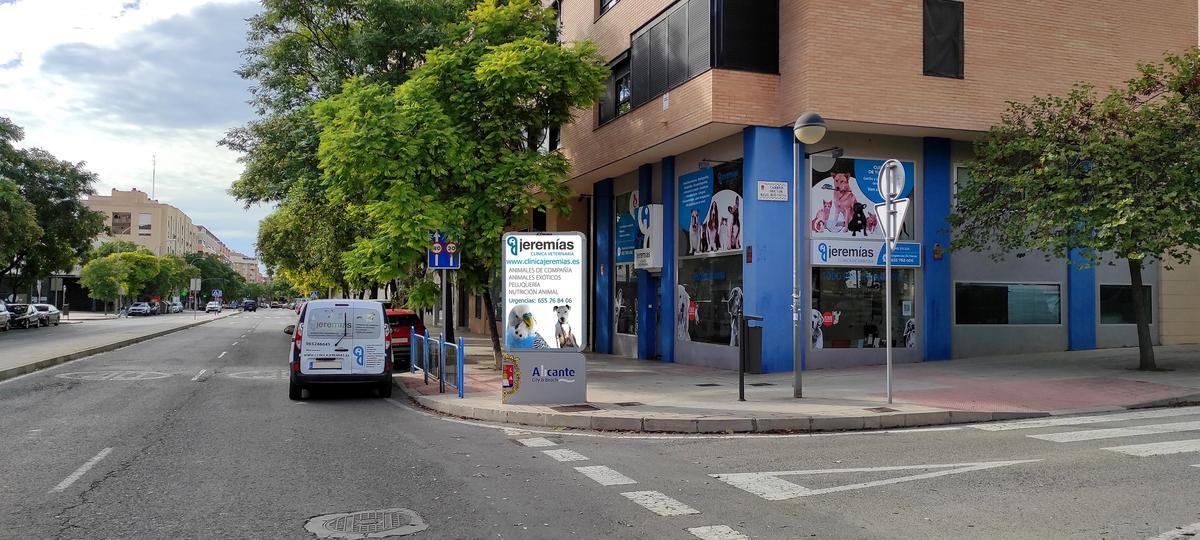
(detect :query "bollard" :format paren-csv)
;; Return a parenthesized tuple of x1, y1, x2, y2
(410, 326, 417, 373)
(739, 315, 764, 402)
(457, 336, 465, 399)
(423, 329, 430, 385)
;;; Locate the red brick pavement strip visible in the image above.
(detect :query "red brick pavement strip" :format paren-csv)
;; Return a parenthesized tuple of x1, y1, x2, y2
(891, 377, 1197, 412)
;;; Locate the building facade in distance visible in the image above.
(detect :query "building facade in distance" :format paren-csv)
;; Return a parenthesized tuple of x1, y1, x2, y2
(554, 0, 1198, 371)
(84, 188, 198, 256)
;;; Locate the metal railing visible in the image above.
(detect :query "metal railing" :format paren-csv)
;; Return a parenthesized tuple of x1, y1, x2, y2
(410, 327, 465, 398)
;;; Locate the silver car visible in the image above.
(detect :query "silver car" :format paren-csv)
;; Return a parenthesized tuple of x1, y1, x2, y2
(127, 302, 152, 316)
(0, 300, 10, 331)
(32, 304, 60, 326)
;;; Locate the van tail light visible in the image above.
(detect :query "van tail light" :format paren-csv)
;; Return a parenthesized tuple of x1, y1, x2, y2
(293, 323, 303, 351)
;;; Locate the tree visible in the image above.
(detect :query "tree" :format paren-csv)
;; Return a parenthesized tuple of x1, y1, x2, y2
(147, 255, 200, 301)
(0, 179, 42, 268)
(85, 239, 145, 263)
(315, 0, 606, 364)
(0, 117, 106, 296)
(950, 48, 1200, 370)
(110, 251, 161, 302)
(79, 256, 126, 313)
(184, 253, 246, 302)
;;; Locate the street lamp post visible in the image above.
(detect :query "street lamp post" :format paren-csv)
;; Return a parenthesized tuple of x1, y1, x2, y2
(791, 112, 831, 399)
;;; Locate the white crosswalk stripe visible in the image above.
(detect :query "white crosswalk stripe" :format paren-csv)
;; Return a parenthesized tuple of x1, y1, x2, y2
(619, 491, 699, 516)
(574, 465, 637, 486)
(1029, 420, 1200, 443)
(974, 406, 1200, 431)
(687, 525, 749, 540)
(1103, 439, 1200, 457)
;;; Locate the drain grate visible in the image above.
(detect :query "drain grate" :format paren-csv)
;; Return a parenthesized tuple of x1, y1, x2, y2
(304, 508, 427, 539)
(865, 407, 898, 413)
(614, 402, 643, 407)
(748, 382, 774, 387)
(695, 383, 721, 387)
(551, 404, 599, 412)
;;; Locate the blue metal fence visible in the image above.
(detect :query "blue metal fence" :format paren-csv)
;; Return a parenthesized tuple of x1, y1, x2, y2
(409, 326, 465, 398)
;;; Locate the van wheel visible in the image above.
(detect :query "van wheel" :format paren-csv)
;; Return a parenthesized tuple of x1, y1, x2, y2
(378, 381, 393, 398)
(289, 381, 303, 401)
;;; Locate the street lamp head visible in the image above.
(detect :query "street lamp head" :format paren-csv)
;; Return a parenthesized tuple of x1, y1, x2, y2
(793, 111, 828, 145)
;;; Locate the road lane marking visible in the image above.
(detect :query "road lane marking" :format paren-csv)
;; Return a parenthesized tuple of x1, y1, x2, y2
(51, 448, 113, 493)
(240, 334, 246, 338)
(516, 437, 556, 447)
(218, 351, 227, 358)
(231, 341, 238, 346)
(542, 449, 589, 462)
(687, 525, 748, 540)
(575, 465, 637, 486)
(1104, 439, 1200, 457)
(974, 406, 1200, 431)
(1030, 420, 1200, 442)
(619, 491, 699, 516)
(190, 369, 207, 381)
(711, 459, 1041, 500)
(1148, 522, 1200, 540)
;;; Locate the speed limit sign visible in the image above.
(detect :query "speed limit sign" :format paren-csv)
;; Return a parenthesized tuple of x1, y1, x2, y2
(445, 242, 459, 254)
(431, 242, 444, 254)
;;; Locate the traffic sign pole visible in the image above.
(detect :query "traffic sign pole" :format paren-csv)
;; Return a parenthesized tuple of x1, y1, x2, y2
(877, 159, 908, 405)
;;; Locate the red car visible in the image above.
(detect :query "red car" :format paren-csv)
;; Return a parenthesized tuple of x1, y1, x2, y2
(386, 309, 425, 371)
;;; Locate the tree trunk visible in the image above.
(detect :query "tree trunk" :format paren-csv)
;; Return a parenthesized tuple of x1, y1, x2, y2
(1128, 258, 1156, 370)
(442, 271, 455, 345)
(483, 287, 503, 369)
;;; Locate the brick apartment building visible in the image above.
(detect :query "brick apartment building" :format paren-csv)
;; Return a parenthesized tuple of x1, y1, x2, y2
(545, 0, 1200, 372)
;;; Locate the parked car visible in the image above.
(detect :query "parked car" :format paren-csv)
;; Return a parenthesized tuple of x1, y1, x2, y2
(205, 301, 222, 313)
(0, 300, 11, 331)
(146, 301, 160, 315)
(32, 304, 61, 326)
(128, 302, 152, 316)
(269, 301, 281, 309)
(243, 300, 258, 312)
(288, 299, 393, 400)
(385, 309, 425, 371)
(169, 302, 183, 313)
(6, 304, 40, 329)
(228, 301, 239, 309)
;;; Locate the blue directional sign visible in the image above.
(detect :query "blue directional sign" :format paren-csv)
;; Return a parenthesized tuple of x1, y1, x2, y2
(427, 230, 461, 270)
(212, 288, 223, 298)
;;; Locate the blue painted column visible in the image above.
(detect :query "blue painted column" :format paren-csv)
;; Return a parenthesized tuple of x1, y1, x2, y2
(1068, 250, 1097, 350)
(594, 179, 615, 354)
(658, 156, 677, 362)
(742, 126, 798, 373)
(922, 137, 953, 361)
(637, 164, 657, 359)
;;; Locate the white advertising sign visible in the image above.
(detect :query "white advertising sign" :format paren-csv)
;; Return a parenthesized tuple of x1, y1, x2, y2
(634, 204, 663, 271)
(757, 180, 788, 201)
(502, 232, 587, 352)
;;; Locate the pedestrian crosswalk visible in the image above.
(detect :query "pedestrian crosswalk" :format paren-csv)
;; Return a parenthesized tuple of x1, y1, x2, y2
(974, 406, 1200, 459)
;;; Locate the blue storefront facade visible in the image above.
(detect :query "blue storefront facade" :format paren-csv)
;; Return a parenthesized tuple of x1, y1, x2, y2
(583, 128, 1158, 373)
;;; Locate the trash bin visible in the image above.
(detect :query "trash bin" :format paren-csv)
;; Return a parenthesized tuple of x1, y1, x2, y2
(744, 323, 764, 374)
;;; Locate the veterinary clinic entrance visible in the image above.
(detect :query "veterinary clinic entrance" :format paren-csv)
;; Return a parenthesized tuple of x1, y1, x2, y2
(805, 155, 923, 369)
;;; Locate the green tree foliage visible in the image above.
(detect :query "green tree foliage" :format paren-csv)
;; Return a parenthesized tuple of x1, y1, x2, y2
(79, 255, 126, 309)
(110, 251, 161, 300)
(0, 117, 106, 295)
(184, 253, 247, 301)
(315, 0, 606, 361)
(85, 239, 146, 263)
(147, 255, 201, 301)
(0, 179, 42, 267)
(950, 48, 1200, 370)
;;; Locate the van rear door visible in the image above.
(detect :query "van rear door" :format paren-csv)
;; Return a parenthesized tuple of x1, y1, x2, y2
(350, 304, 387, 375)
(300, 303, 353, 375)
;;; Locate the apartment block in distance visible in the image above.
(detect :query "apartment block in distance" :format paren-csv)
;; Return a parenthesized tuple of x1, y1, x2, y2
(554, 0, 1198, 371)
(84, 188, 198, 256)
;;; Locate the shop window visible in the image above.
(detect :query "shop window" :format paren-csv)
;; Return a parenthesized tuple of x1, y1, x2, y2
(1100, 285, 1152, 324)
(923, 0, 964, 78)
(813, 268, 917, 349)
(615, 264, 638, 335)
(955, 283, 1061, 325)
(675, 161, 744, 346)
(112, 212, 131, 235)
(138, 213, 152, 236)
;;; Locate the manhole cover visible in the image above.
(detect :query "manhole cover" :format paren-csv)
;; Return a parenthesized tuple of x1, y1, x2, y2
(227, 370, 289, 380)
(865, 406, 898, 413)
(304, 508, 427, 539)
(614, 402, 643, 407)
(56, 371, 170, 381)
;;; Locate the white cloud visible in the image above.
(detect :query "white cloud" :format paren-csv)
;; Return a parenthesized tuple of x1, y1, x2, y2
(0, 0, 267, 256)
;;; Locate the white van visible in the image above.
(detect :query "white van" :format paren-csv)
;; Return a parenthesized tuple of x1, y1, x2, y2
(289, 299, 393, 400)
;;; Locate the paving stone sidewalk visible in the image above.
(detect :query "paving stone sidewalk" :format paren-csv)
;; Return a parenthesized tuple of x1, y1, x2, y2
(395, 331, 1200, 433)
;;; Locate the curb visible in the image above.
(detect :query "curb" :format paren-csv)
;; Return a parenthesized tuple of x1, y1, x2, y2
(392, 379, 1052, 433)
(0, 313, 239, 383)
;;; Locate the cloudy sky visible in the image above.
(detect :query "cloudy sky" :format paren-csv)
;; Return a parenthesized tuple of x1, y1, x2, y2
(0, 0, 270, 257)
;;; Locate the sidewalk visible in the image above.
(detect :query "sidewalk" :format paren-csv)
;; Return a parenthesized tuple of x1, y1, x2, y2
(396, 331, 1200, 433)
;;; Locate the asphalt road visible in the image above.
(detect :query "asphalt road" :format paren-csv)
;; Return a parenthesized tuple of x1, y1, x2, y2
(2, 310, 1200, 539)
